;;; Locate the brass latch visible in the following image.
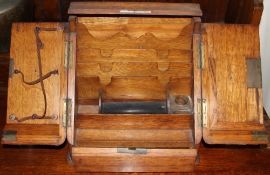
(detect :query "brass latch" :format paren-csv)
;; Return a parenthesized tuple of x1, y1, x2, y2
(2, 130, 17, 142)
(63, 98, 72, 128)
(117, 148, 148, 154)
(197, 98, 207, 127)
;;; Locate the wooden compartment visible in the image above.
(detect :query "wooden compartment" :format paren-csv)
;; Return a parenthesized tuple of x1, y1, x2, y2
(71, 16, 198, 171)
(76, 17, 194, 104)
(74, 17, 195, 149)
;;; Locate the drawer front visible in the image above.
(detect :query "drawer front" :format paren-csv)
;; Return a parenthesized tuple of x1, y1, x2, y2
(71, 147, 197, 172)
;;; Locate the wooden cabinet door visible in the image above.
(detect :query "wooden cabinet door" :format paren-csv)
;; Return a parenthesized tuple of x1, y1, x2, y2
(201, 24, 268, 144)
(2, 23, 68, 145)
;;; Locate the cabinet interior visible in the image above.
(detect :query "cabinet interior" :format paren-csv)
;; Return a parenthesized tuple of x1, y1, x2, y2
(75, 17, 195, 148)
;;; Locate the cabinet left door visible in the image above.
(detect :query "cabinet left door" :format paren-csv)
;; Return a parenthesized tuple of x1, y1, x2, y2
(1, 23, 67, 145)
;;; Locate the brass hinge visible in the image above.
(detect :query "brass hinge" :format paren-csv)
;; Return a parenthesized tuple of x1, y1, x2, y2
(63, 98, 72, 128)
(2, 130, 17, 142)
(64, 36, 73, 69)
(252, 131, 269, 142)
(198, 41, 205, 69)
(197, 98, 207, 128)
(9, 58, 14, 78)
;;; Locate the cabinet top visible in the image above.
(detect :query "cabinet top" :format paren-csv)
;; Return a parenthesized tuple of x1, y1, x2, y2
(68, 2, 202, 17)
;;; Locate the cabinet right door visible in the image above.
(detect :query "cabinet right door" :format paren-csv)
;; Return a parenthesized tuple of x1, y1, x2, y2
(201, 24, 269, 144)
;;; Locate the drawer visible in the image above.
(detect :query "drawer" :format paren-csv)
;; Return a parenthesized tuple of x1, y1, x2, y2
(71, 147, 197, 172)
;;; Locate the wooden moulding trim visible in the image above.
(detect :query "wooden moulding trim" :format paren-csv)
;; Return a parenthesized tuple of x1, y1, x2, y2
(72, 147, 197, 157)
(75, 141, 193, 148)
(1, 124, 63, 145)
(3, 124, 59, 135)
(66, 17, 77, 145)
(192, 17, 202, 145)
(76, 129, 192, 141)
(68, 2, 202, 17)
(77, 16, 193, 24)
(76, 114, 193, 129)
(71, 147, 197, 172)
(203, 129, 269, 145)
(77, 49, 193, 63)
(76, 32, 193, 51)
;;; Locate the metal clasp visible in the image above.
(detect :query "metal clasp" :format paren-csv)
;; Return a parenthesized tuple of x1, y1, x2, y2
(117, 148, 148, 154)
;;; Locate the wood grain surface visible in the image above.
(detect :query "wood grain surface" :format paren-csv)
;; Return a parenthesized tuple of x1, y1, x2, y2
(2, 23, 67, 145)
(1, 51, 270, 175)
(201, 24, 266, 144)
(72, 147, 197, 172)
(75, 114, 193, 148)
(0, 5, 269, 172)
(76, 17, 194, 105)
(0, 1, 269, 173)
(193, 17, 202, 144)
(73, 16, 195, 154)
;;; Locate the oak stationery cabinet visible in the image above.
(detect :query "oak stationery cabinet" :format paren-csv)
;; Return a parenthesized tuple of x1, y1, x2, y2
(1, 2, 268, 172)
